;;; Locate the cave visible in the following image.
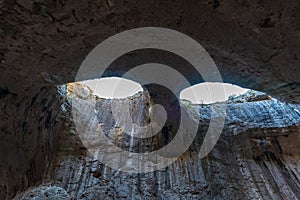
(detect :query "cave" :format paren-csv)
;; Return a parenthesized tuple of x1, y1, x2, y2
(180, 82, 250, 104)
(1, 0, 300, 199)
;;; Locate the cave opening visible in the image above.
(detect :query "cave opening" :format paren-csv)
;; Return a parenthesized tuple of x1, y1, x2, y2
(180, 82, 250, 104)
(2, 0, 300, 198)
(66, 78, 257, 104)
(68, 77, 144, 99)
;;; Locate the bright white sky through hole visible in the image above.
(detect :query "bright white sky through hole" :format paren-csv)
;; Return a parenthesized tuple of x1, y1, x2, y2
(80, 78, 249, 103)
(180, 82, 249, 104)
(81, 77, 143, 99)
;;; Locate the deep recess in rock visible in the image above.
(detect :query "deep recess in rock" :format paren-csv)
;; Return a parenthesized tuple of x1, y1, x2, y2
(0, 0, 300, 199)
(14, 83, 300, 200)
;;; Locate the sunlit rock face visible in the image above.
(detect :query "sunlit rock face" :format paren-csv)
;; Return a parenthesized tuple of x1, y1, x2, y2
(15, 84, 300, 199)
(1, 0, 300, 199)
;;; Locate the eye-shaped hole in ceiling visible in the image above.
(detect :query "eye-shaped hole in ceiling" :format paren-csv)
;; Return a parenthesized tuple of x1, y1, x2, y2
(78, 77, 143, 99)
(65, 79, 270, 104)
(180, 82, 252, 104)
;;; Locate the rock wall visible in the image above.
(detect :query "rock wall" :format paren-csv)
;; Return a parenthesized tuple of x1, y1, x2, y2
(17, 89, 300, 199)
(0, 86, 64, 200)
(0, 0, 299, 102)
(1, 0, 300, 199)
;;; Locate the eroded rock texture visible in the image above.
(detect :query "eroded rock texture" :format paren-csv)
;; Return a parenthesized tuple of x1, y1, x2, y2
(0, 0, 300, 102)
(16, 88, 300, 199)
(0, 86, 64, 200)
(0, 0, 300, 199)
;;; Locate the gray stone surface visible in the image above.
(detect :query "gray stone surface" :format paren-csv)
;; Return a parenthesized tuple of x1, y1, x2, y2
(0, 86, 65, 200)
(1, 0, 300, 199)
(0, 0, 299, 102)
(17, 185, 70, 200)
(21, 88, 298, 200)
